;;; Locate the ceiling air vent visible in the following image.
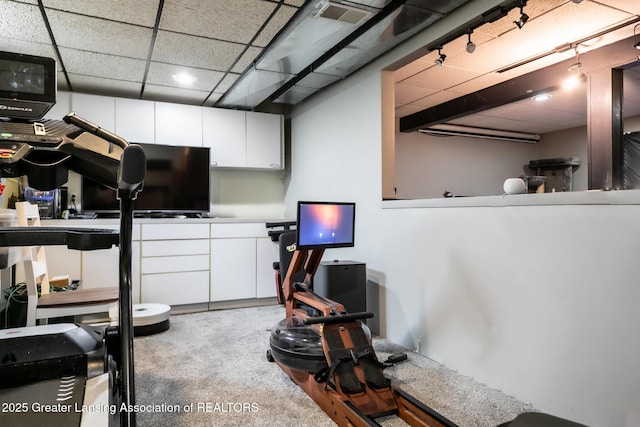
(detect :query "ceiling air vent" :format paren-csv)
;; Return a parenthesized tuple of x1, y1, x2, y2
(313, 1, 373, 25)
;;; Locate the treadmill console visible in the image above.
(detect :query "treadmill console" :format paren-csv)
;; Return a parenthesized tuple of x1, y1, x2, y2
(0, 51, 56, 120)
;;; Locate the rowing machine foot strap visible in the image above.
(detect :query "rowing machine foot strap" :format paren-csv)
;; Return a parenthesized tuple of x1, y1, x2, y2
(347, 325, 391, 389)
(323, 328, 365, 394)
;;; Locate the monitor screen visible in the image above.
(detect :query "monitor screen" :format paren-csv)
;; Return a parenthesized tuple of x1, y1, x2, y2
(0, 51, 56, 119)
(296, 201, 355, 249)
(82, 142, 210, 216)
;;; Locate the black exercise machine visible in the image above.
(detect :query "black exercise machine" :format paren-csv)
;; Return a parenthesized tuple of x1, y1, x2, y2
(267, 201, 588, 427)
(0, 51, 145, 427)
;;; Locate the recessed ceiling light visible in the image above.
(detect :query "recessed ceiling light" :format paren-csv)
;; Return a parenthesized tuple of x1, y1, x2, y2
(532, 93, 551, 102)
(172, 73, 197, 85)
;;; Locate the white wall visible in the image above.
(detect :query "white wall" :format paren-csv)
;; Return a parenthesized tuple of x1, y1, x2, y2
(285, 35, 640, 427)
(537, 126, 588, 191)
(394, 124, 589, 199)
(70, 169, 285, 218)
(209, 169, 285, 218)
(395, 131, 539, 198)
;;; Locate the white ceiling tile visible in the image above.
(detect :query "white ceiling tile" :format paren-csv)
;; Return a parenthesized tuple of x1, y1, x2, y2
(585, 0, 640, 16)
(159, 0, 276, 44)
(284, 0, 305, 6)
(203, 93, 223, 107)
(46, 10, 153, 58)
(402, 65, 482, 91)
(0, 2, 51, 44)
(395, 84, 437, 107)
(42, 0, 160, 27)
(67, 74, 142, 98)
(151, 31, 244, 71)
(253, 4, 298, 48)
(232, 46, 262, 74)
(215, 74, 240, 92)
(394, 57, 433, 83)
(142, 83, 209, 104)
(146, 62, 225, 91)
(58, 48, 147, 81)
(0, 37, 58, 64)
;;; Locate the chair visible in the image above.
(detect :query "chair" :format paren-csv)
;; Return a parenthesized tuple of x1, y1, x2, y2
(274, 231, 307, 304)
(15, 201, 119, 326)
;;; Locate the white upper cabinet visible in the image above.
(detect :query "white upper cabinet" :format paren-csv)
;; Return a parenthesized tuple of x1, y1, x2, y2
(246, 111, 283, 169)
(115, 98, 155, 143)
(155, 102, 203, 147)
(202, 108, 246, 167)
(54, 93, 282, 168)
(70, 93, 116, 132)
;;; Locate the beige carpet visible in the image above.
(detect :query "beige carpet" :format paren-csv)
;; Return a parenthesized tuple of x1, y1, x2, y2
(134, 304, 535, 427)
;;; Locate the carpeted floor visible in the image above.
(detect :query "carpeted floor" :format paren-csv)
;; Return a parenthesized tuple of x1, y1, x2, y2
(134, 304, 535, 427)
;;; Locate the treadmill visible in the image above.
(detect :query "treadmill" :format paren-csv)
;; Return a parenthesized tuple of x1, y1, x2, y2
(0, 51, 145, 427)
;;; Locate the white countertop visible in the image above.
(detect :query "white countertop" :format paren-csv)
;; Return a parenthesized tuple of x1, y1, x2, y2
(42, 217, 293, 226)
(382, 189, 640, 209)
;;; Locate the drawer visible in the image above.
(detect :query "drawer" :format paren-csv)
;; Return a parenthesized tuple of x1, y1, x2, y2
(141, 254, 209, 274)
(141, 239, 209, 257)
(210, 222, 268, 238)
(142, 223, 209, 240)
(141, 271, 209, 305)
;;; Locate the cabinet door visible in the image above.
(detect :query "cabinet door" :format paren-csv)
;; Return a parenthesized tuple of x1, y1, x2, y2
(141, 271, 209, 305)
(256, 237, 278, 298)
(82, 246, 119, 289)
(71, 93, 116, 132)
(246, 112, 283, 169)
(210, 238, 256, 301)
(141, 223, 209, 240)
(203, 108, 246, 167)
(155, 102, 202, 147)
(115, 98, 155, 143)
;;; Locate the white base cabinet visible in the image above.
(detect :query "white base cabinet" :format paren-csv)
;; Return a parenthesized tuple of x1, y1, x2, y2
(140, 223, 210, 305)
(210, 238, 256, 301)
(42, 220, 280, 309)
(256, 237, 279, 298)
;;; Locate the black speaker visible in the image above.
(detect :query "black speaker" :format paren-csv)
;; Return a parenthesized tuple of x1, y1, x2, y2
(314, 260, 366, 314)
(59, 186, 68, 210)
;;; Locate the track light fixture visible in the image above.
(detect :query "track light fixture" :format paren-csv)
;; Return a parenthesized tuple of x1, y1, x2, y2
(513, 2, 529, 29)
(434, 48, 446, 66)
(466, 31, 476, 54)
(634, 24, 640, 50)
(567, 47, 582, 72)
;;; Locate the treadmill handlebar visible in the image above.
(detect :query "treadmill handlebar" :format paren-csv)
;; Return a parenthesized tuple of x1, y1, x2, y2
(63, 112, 146, 193)
(64, 112, 128, 149)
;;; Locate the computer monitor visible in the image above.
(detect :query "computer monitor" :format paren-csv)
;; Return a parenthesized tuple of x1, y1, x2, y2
(296, 201, 355, 250)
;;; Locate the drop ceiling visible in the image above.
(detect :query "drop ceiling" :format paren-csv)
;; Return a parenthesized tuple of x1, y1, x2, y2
(1, 0, 639, 125)
(394, 0, 640, 135)
(0, 0, 483, 111)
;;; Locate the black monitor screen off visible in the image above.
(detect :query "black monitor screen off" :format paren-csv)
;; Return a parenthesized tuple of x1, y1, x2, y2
(296, 201, 355, 249)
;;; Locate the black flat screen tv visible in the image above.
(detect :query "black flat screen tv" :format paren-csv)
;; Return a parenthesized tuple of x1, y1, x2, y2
(81, 142, 210, 217)
(296, 201, 355, 249)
